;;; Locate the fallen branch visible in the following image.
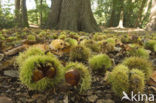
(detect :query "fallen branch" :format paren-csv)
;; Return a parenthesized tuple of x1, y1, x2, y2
(4, 45, 28, 56)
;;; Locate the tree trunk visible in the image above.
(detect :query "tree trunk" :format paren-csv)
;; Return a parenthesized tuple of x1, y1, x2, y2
(117, 10, 124, 28)
(15, 0, 21, 26)
(135, 0, 147, 27)
(117, 0, 124, 28)
(47, 0, 101, 32)
(20, 0, 29, 27)
(146, 0, 156, 31)
(15, 0, 29, 27)
(108, 0, 116, 27)
(40, 0, 43, 27)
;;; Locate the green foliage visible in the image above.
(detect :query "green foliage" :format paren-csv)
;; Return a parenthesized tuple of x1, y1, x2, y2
(65, 62, 91, 93)
(28, 0, 50, 26)
(89, 54, 112, 72)
(122, 57, 153, 80)
(19, 55, 64, 90)
(0, 9, 14, 28)
(144, 40, 156, 51)
(16, 46, 45, 67)
(69, 45, 90, 62)
(93, 0, 112, 26)
(108, 65, 145, 97)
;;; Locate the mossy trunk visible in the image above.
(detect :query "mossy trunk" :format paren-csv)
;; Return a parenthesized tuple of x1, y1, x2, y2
(47, 0, 101, 32)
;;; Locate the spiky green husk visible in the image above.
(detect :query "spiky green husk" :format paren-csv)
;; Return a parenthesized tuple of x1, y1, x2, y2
(65, 38, 78, 47)
(16, 46, 45, 67)
(98, 40, 115, 53)
(93, 33, 106, 41)
(65, 62, 91, 93)
(122, 57, 153, 80)
(128, 47, 149, 59)
(154, 44, 156, 52)
(80, 39, 100, 52)
(19, 55, 64, 90)
(58, 34, 67, 40)
(144, 40, 156, 51)
(27, 35, 36, 41)
(106, 38, 116, 44)
(129, 69, 145, 94)
(69, 45, 90, 62)
(108, 65, 145, 97)
(108, 65, 130, 97)
(89, 54, 112, 72)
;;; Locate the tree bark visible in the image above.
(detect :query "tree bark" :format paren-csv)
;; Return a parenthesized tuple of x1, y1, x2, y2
(117, 10, 124, 28)
(47, 0, 101, 32)
(135, 0, 147, 27)
(108, 0, 116, 27)
(20, 0, 29, 27)
(146, 0, 156, 31)
(15, 0, 21, 26)
(15, 0, 29, 27)
(40, 0, 43, 27)
(117, 0, 124, 28)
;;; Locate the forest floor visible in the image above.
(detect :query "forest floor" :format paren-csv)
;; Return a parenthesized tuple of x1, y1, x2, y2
(0, 28, 156, 103)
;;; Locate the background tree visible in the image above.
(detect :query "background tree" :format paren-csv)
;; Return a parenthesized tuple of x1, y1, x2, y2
(117, 0, 124, 28)
(20, 0, 29, 27)
(47, 0, 101, 32)
(15, 0, 21, 26)
(135, 0, 147, 27)
(146, 0, 156, 31)
(15, 0, 29, 27)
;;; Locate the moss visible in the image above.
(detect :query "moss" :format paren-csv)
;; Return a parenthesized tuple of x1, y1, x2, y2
(19, 55, 64, 90)
(89, 54, 112, 72)
(65, 62, 91, 93)
(144, 40, 156, 51)
(80, 39, 100, 52)
(69, 45, 90, 63)
(108, 65, 130, 97)
(16, 46, 45, 67)
(122, 57, 153, 80)
(108, 65, 145, 97)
